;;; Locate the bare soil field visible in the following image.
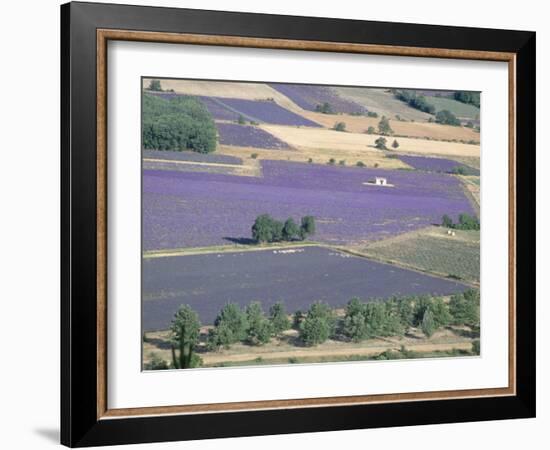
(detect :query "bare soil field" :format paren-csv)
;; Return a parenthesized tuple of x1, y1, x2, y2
(300, 111, 480, 142)
(260, 125, 481, 158)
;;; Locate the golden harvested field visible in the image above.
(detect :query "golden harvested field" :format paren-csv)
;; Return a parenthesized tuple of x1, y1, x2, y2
(300, 111, 480, 142)
(142, 78, 304, 113)
(260, 125, 481, 158)
(217, 144, 409, 170)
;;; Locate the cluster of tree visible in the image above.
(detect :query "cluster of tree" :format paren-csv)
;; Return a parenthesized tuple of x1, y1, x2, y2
(377, 116, 394, 135)
(442, 213, 480, 230)
(142, 93, 217, 153)
(251, 214, 315, 243)
(453, 91, 480, 108)
(207, 302, 290, 349)
(435, 109, 461, 126)
(315, 102, 334, 114)
(146, 290, 480, 369)
(296, 290, 480, 346)
(394, 90, 436, 114)
(367, 111, 379, 118)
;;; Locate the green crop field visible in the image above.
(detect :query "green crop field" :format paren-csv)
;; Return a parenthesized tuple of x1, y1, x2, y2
(425, 96, 480, 120)
(358, 226, 480, 284)
(333, 87, 434, 122)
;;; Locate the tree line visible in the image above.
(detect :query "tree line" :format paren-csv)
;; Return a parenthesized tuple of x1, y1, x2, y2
(251, 214, 315, 243)
(145, 289, 480, 370)
(142, 92, 217, 154)
(442, 213, 480, 231)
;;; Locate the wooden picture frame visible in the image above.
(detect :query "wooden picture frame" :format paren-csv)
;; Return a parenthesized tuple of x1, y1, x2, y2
(61, 1, 536, 447)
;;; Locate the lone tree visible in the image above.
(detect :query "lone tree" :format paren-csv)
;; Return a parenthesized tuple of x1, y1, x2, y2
(170, 305, 202, 369)
(333, 122, 346, 132)
(421, 309, 436, 338)
(245, 302, 272, 345)
(148, 79, 162, 91)
(237, 114, 246, 125)
(375, 137, 388, 150)
(378, 116, 394, 135)
(299, 302, 335, 346)
(282, 218, 300, 241)
(392, 139, 400, 149)
(299, 215, 316, 240)
(269, 302, 290, 336)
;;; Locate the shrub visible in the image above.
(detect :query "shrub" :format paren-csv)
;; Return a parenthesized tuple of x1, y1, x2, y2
(338, 160, 346, 166)
(245, 302, 272, 345)
(328, 158, 336, 165)
(307, 158, 313, 163)
(356, 161, 366, 167)
(375, 137, 388, 150)
(392, 139, 400, 149)
(250, 153, 258, 159)
(144, 353, 170, 370)
(367, 111, 379, 118)
(366, 126, 376, 134)
(333, 122, 346, 132)
(237, 114, 246, 125)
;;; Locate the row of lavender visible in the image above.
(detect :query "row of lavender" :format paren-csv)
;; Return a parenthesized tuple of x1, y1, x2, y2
(398, 155, 479, 176)
(268, 83, 366, 114)
(143, 160, 475, 250)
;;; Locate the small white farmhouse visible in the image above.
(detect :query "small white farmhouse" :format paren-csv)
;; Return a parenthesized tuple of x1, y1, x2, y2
(374, 177, 388, 186)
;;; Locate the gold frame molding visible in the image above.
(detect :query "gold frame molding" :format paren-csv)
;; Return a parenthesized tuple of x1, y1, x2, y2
(96, 29, 516, 420)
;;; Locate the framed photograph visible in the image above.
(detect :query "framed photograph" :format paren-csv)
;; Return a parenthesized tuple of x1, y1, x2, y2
(61, 1, 536, 447)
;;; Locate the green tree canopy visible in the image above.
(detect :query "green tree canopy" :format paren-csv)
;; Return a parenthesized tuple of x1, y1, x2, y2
(245, 302, 272, 345)
(375, 137, 388, 150)
(148, 79, 162, 91)
(377, 116, 394, 135)
(435, 109, 461, 126)
(269, 302, 290, 335)
(299, 302, 335, 346)
(282, 218, 300, 241)
(142, 93, 217, 153)
(169, 305, 202, 369)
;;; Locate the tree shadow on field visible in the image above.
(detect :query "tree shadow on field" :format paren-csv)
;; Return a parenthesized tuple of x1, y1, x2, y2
(223, 236, 257, 245)
(144, 336, 172, 350)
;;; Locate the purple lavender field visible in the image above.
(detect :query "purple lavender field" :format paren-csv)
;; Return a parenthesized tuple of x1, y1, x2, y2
(143, 246, 469, 330)
(269, 83, 366, 114)
(217, 123, 291, 149)
(398, 155, 479, 175)
(143, 160, 475, 250)
(143, 149, 242, 165)
(212, 97, 321, 127)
